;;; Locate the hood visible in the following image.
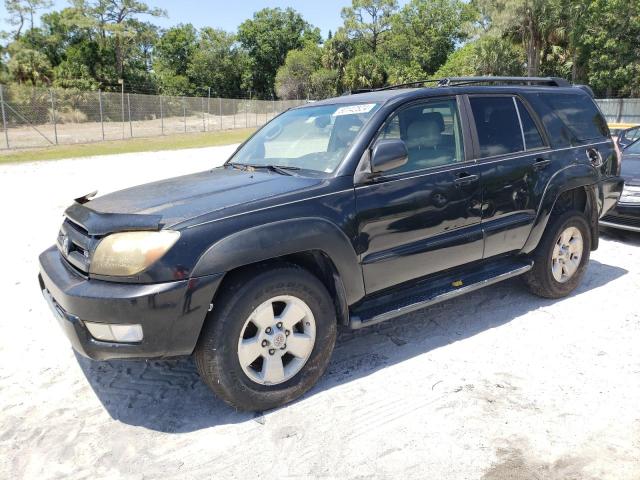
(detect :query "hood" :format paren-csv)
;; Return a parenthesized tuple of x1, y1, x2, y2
(70, 166, 322, 233)
(621, 153, 640, 186)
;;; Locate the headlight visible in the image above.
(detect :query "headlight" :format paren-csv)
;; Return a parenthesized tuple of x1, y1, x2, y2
(620, 185, 640, 204)
(90, 230, 180, 276)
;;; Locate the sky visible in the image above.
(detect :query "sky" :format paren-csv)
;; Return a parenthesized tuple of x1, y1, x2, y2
(0, 0, 409, 38)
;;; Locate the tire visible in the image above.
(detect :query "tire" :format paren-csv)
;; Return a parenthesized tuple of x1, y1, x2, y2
(195, 264, 337, 411)
(523, 210, 591, 299)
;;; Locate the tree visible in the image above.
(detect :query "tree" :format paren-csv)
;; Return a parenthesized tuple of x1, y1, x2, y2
(343, 53, 387, 90)
(187, 28, 251, 98)
(321, 28, 355, 91)
(434, 35, 525, 77)
(573, 0, 640, 96)
(384, 0, 474, 77)
(238, 7, 320, 98)
(5, 0, 53, 39)
(69, 0, 165, 79)
(473, 0, 564, 76)
(310, 68, 338, 99)
(153, 24, 197, 94)
(7, 44, 52, 84)
(341, 0, 398, 53)
(275, 44, 321, 100)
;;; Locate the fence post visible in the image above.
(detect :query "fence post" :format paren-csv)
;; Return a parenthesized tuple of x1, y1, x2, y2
(120, 81, 125, 139)
(245, 101, 248, 128)
(0, 85, 9, 149)
(160, 95, 164, 135)
(617, 98, 624, 123)
(98, 90, 105, 141)
(49, 89, 58, 145)
(183, 97, 187, 133)
(127, 93, 133, 137)
(201, 97, 206, 132)
(219, 97, 222, 131)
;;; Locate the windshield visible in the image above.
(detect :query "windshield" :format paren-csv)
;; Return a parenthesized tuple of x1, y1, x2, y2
(229, 102, 381, 173)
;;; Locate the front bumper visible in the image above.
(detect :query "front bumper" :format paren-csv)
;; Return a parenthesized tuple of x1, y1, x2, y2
(600, 203, 640, 232)
(38, 246, 223, 360)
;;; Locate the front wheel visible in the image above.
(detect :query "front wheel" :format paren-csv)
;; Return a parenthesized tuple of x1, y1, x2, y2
(523, 210, 591, 299)
(195, 264, 337, 411)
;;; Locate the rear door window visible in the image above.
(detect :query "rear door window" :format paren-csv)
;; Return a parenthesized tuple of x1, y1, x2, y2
(515, 99, 546, 149)
(469, 97, 524, 158)
(538, 92, 609, 143)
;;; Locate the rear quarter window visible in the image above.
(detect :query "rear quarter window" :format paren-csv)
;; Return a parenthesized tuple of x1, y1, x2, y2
(538, 92, 609, 145)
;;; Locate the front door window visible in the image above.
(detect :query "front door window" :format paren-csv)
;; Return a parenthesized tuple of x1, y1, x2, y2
(380, 98, 465, 172)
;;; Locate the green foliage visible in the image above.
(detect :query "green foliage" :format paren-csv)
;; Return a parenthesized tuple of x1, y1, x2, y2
(576, 0, 640, 97)
(153, 24, 197, 94)
(7, 44, 52, 85)
(343, 53, 387, 90)
(321, 28, 354, 92)
(275, 44, 322, 99)
(384, 0, 474, 77)
(0, 0, 639, 98)
(238, 7, 321, 98)
(341, 0, 398, 52)
(472, 0, 566, 76)
(5, 0, 53, 39)
(274, 44, 338, 100)
(435, 35, 525, 77)
(310, 69, 339, 99)
(187, 28, 251, 98)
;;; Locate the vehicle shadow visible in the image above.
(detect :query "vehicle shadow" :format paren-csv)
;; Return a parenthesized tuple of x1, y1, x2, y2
(76, 259, 627, 433)
(600, 226, 640, 246)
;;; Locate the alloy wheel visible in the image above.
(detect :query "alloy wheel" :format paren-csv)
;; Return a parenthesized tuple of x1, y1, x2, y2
(237, 295, 316, 385)
(551, 226, 583, 283)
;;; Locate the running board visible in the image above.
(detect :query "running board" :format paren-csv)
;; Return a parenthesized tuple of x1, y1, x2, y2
(349, 259, 533, 329)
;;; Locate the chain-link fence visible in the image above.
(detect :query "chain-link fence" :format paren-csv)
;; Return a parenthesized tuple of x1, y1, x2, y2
(0, 84, 306, 149)
(0, 84, 637, 150)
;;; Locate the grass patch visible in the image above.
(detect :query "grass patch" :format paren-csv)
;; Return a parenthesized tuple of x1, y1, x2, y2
(0, 128, 255, 164)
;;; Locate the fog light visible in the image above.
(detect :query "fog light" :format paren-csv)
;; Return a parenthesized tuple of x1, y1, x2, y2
(85, 322, 143, 343)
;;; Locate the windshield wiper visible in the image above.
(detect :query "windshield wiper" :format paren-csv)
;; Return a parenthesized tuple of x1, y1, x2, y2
(229, 163, 301, 176)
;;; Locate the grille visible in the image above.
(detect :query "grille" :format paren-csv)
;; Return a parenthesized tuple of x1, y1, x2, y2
(57, 219, 99, 275)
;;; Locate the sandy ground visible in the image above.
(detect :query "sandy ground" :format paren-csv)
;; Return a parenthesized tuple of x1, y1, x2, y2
(1, 146, 639, 480)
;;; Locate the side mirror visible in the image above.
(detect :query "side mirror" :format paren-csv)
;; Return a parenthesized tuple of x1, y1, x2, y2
(371, 139, 408, 173)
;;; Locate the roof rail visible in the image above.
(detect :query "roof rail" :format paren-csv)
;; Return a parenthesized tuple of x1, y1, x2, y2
(373, 76, 571, 92)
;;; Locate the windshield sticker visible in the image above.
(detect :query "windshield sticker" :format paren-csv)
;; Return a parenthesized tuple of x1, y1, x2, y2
(333, 104, 376, 117)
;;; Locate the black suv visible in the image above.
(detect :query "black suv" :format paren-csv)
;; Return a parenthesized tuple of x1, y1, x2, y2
(39, 77, 623, 411)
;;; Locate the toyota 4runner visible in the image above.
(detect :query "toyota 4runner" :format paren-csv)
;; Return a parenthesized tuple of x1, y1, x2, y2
(39, 77, 624, 411)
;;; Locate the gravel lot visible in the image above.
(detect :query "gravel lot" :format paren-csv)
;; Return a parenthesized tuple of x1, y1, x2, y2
(1, 145, 639, 480)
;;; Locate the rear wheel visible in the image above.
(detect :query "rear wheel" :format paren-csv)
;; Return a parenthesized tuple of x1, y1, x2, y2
(523, 210, 591, 299)
(195, 264, 336, 411)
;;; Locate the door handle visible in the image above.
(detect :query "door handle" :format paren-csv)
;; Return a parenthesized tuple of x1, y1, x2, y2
(454, 172, 479, 186)
(532, 158, 551, 170)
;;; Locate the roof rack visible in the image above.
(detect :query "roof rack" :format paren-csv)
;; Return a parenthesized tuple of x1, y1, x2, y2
(371, 76, 571, 92)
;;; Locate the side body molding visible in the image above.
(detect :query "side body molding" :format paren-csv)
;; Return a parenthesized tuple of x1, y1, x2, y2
(191, 217, 365, 304)
(521, 163, 598, 254)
